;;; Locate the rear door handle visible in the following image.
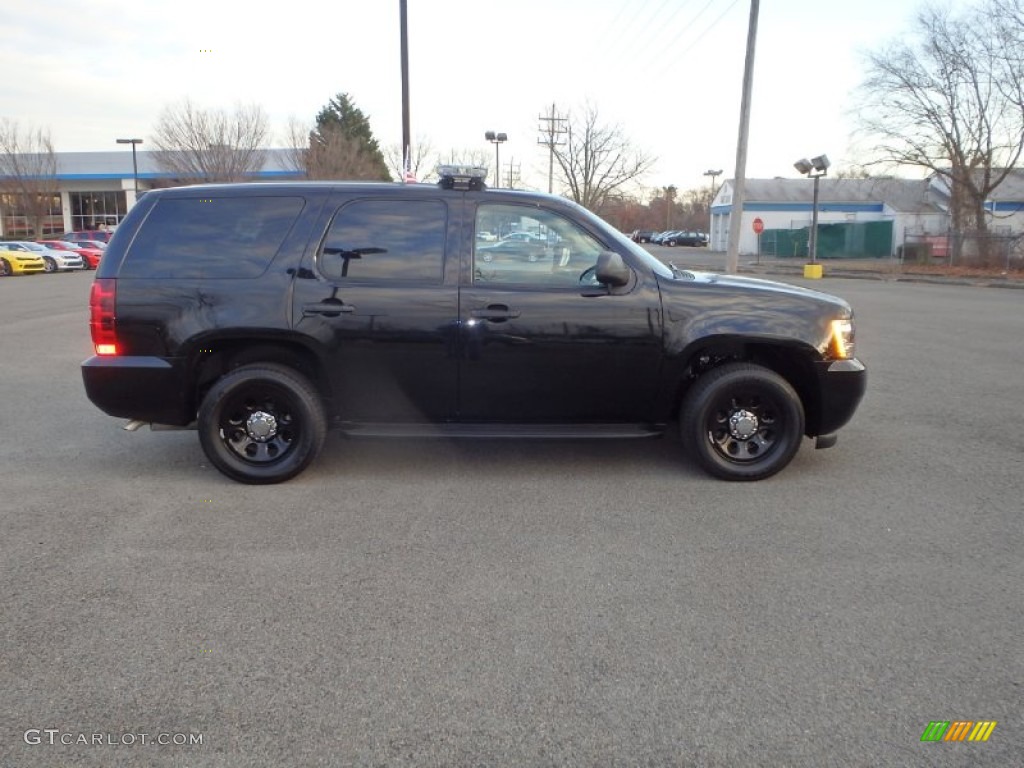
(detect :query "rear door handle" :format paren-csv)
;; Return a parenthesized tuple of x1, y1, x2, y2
(470, 305, 521, 321)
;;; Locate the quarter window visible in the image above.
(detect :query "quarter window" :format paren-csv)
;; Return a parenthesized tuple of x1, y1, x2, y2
(121, 196, 305, 279)
(319, 199, 446, 283)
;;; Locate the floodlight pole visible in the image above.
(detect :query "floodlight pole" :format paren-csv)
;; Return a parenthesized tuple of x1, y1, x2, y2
(485, 131, 507, 189)
(810, 173, 821, 263)
(116, 138, 143, 197)
(704, 169, 723, 204)
(794, 155, 829, 265)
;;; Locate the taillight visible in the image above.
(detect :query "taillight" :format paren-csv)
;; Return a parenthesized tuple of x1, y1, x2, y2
(89, 278, 118, 356)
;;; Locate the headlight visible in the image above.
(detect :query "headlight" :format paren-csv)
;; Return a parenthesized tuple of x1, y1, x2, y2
(829, 318, 855, 360)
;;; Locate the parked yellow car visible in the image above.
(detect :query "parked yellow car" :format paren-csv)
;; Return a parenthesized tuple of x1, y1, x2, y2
(0, 248, 46, 276)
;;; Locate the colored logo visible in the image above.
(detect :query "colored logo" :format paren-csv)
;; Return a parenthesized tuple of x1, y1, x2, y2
(921, 721, 997, 742)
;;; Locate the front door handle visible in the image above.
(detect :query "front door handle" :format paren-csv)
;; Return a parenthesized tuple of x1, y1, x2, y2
(303, 301, 355, 317)
(470, 305, 521, 321)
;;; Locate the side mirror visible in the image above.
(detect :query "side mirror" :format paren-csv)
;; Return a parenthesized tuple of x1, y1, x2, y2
(595, 251, 630, 287)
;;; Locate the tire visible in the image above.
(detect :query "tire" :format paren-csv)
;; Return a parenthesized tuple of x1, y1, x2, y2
(667, 239, 677, 247)
(43, 257, 56, 273)
(197, 363, 327, 484)
(0, 259, 10, 277)
(680, 362, 805, 481)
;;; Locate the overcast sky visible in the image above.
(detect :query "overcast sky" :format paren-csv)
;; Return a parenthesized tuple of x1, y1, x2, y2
(2, 0, 963, 194)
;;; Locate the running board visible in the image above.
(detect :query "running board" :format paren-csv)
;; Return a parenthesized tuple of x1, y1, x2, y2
(339, 423, 664, 439)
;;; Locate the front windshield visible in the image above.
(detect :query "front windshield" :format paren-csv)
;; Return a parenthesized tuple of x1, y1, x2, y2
(610, 229, 674, 279)
(560, 198, 675, 280)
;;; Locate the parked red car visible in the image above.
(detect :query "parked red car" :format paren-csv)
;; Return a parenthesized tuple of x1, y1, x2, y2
(62, 230, 113, 245)
(38, 240, 103, 270)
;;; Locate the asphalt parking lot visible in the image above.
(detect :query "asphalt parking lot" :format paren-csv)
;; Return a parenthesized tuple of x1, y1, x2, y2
(1, 269, 1021, 767)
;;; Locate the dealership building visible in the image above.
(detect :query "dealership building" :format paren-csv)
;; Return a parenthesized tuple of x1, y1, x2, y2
(0, 149, 300, 237)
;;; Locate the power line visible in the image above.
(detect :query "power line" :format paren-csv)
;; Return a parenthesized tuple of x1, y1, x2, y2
(671, 0, 743, 63)
(594, 0, 663, 60)
(631, 0, 732, 75)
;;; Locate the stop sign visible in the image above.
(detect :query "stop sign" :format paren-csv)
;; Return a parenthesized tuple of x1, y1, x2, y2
(752, 217, 764, 234)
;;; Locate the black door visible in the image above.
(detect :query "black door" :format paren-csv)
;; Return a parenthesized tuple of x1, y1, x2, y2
(292, 194, 461, 425)
(459, 202, 663, 424)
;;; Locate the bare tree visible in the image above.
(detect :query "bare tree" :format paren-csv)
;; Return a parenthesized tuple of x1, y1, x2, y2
(0, 119, 59, 237)
(854, 2, 1024, 260)
(545, 103, 655, 213)
(283, 116, 311, 176)
(440, 148, 490, 171)
(151, 99, 269, 183)
(384, 136, 437, 182)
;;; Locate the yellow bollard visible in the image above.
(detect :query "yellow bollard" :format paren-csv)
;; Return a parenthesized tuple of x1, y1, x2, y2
(803, 263, 823, 279)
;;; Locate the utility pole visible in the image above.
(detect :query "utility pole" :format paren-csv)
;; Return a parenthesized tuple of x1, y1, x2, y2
(506, 159, 521, 189)
(537, 102, 567, 193)
(399, 0, 412, 182)
(725, 0, 759, 274)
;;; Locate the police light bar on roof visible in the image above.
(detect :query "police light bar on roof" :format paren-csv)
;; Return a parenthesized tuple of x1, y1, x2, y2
(437, 165, 488, 191)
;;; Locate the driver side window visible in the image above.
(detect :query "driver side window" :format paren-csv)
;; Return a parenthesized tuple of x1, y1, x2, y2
(473, 203, 605, 287)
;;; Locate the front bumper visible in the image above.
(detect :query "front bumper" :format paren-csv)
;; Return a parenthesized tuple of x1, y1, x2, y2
(809, 357, 867, 436)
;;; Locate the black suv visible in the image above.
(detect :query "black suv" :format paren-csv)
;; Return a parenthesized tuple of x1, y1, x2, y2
(82, 167, 866, 484)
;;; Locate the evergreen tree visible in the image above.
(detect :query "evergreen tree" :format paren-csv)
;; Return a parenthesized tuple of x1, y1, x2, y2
(308, 93, 390, 181)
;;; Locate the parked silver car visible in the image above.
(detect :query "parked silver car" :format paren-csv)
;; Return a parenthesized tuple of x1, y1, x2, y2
(1, 241, 84, 271)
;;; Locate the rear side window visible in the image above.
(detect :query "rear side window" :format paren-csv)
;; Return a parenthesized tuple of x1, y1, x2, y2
(120, 196, 305, 278)
(318, 199, 446, 283)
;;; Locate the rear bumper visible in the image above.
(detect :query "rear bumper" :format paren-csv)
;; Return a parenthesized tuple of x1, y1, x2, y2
(809, 358, 867, 436)
(82, 355, 193, 425)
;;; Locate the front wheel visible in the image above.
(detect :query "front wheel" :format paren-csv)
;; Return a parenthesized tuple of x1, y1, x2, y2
(680, 363, 805, 481)
(0, 259, 10, 277)
(43, 257, 56, 273)
(197, 363, 327, 484)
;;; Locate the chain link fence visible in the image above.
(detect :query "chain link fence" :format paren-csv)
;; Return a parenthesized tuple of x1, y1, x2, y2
(900, 230, 1024, 271)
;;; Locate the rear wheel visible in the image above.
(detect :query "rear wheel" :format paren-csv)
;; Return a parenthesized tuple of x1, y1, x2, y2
(681, 362, 804, 481)
(43, 257, 56, 273)
(197, 363, 327, 484)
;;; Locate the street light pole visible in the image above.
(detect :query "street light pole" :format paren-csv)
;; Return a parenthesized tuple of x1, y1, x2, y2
(703, 169, 723, 203)
(116, 138, 143, 197)
(703, 169, 723, 247)
(793, 154, 830, 276)
(484, 131, 507, 189)
(810, 173, 821, 262)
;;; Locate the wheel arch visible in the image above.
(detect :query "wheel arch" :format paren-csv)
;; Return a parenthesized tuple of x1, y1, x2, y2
(187, 335, 332, 420)
(670, 338, 822, 436)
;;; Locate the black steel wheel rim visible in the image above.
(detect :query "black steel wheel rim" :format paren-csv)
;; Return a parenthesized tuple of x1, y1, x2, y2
(705, 388, 783, 463)
(218, 383, 301, 465)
